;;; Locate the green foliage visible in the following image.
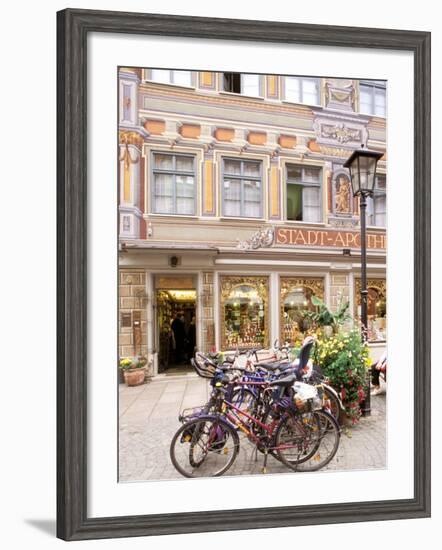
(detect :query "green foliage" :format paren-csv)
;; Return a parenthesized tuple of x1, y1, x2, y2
(313, 330, 371, 423)
(304, 296, 351, 334)
(119, 356, 147, 369)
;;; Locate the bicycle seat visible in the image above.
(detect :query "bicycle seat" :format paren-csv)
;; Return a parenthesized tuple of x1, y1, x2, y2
(269, 374, 297, 387)
(257, 360, 291, 371)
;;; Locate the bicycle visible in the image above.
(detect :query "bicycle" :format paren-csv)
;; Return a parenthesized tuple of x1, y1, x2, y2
(170, 369, 340, 478)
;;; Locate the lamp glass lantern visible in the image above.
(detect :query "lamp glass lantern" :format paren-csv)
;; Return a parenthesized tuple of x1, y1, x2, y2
(343, 149, 383, 196)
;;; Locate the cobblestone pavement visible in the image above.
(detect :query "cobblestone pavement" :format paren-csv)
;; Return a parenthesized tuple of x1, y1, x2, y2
(119, 373, 386, 482)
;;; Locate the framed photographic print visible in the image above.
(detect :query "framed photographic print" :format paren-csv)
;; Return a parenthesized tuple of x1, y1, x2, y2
(57, 8, 431, 541)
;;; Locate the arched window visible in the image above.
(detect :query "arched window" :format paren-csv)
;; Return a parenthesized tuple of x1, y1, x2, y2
(220, 276, 269, 350)
(280, 278, 324, 344)
(355, 279, 387, 342)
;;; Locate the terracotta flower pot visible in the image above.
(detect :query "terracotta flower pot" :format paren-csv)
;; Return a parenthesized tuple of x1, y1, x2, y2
(123, 367, 145, 386)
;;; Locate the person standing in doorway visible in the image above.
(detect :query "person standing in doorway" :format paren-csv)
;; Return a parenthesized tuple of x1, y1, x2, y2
(171, 312, 185, 364)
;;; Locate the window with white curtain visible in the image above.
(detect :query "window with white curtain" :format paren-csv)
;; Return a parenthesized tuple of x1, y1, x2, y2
(367, 175, 386, 227)
(152, 153, 196, 215)
(286, 165, 322, 222)
(359, 80, 386, 117)
(241, 74, 261, 96)
(223, 73, 261, 96)
(150, 69, 192, 87)
(284, 77, 320, 105)
(222, 158, 262, 218)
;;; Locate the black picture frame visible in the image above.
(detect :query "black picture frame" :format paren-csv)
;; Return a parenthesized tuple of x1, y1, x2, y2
(57, 8, 431, 541)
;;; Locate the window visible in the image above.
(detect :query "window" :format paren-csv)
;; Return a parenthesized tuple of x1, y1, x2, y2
(355, 279, 387, 342)
(359, 80, 386, 117)
(150, 69, 192, 87)
(284, 77, 320, 105)
(223, 73, 261, 96)
(152, 153, 196, 215)
(286, 165, 322, 222)
(220, 276, 269, 350)
(222, 158, 262, 218)
(367, 175, 386, 227)
(280, 278, 324, 344)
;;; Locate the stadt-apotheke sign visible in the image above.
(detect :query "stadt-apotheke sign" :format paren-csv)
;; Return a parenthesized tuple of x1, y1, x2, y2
(275, 227, 386, 250)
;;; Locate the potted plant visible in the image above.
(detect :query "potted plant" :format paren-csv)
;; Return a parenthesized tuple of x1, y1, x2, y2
(119, 356, 146, 386)
(302, 296, 351, 337)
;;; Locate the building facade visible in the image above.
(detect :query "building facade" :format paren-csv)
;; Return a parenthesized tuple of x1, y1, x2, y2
(118, 68, 387, 374)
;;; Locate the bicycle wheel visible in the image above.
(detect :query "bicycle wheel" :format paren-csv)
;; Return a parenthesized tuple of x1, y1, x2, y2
(323, 387, 344, 425)
(275, 409, 340, 472)
(170, 415, 240, 478)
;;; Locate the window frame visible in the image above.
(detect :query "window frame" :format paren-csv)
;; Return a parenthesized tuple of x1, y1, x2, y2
(359, 80, 387, 117)
(283, 76, 321, 106)
(367, 174, 387, 227)
(222, 72, 263, 97)
(221, 157, 264, 219)
(150, 151, 197, 216)
(285, 164, 323, 223)
(145, 69, 194, 88)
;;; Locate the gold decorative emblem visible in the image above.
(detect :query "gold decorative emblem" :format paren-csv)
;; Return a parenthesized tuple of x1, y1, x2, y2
(119, 130, 144, 149)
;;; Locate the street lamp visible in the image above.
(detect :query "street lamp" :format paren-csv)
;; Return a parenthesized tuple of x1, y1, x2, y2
(344, 147, 383, 416)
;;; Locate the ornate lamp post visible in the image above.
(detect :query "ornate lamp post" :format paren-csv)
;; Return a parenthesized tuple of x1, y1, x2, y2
(344, 147, 383, 416)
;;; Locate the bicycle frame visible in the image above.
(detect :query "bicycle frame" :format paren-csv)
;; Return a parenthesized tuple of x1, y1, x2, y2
(220, 395, 311, 455)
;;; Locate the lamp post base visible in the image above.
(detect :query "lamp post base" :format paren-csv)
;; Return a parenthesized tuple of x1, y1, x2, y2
(360, 371, 371, 416)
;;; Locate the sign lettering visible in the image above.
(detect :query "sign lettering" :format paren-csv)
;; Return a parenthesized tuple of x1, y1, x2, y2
(274, 227, 386, 250)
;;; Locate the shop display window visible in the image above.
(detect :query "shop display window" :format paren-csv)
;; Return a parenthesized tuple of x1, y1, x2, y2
(280, 277, 325, 344)
(355, 279, 387, 342)
(220, 276, 269, 350)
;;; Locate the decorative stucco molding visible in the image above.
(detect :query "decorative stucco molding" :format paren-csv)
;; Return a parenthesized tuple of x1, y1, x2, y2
(237, 227, 275, 250)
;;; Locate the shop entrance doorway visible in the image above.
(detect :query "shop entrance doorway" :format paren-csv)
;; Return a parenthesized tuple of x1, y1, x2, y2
(156, 288, 197, 373)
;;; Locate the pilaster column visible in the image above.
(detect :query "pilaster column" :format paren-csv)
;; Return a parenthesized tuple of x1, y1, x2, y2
(119, 132, 144, 239)
(200, 271, 215, 352)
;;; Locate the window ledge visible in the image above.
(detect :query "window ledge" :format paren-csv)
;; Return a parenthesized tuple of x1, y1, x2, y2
(146, 213, 198, 220)
(361, 112, 387, 120)
(143, 79, 196, 91)
(219, 91, 265, 101)
(281, 99, 321, 109)
(282, 220, 326, 227)
(219, 216, 265, 222)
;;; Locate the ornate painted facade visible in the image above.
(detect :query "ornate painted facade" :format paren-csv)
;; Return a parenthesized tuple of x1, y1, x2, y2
(118, 67, 387, 373)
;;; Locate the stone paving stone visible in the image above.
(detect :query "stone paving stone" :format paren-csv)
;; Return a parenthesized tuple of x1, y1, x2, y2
(119, 376, 387, 482)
